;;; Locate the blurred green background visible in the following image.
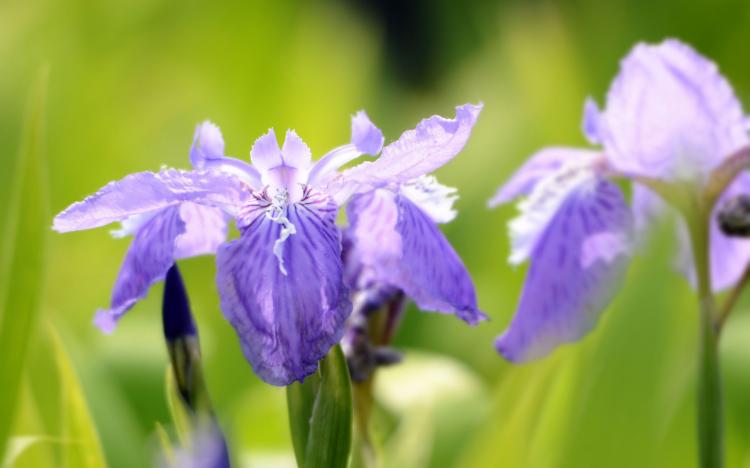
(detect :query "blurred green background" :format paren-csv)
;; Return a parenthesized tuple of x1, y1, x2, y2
(2, 0, 750, 466)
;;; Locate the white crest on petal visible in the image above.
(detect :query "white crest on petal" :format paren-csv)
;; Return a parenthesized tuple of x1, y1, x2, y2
(265, 188, 296, 276)
(508, 161, 598, 265)
(399, 175, 458, 224)
(110, 211, 160, 238)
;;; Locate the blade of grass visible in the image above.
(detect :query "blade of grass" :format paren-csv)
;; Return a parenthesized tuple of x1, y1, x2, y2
(0, 66, 50, 462)
(49, 327, 106, 468)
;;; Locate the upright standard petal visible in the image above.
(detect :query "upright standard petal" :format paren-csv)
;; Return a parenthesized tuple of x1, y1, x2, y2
(216, 194, 350, 386)
(600, 39, 748, 180)
(488, 147, 601, 208)
(346, 189, 485, 325)
(190, 121, 225, 168)
(331, 104, 482, 197)
(53, 169, 248, 232)
(94, 206, 185, 333)
(306, 111, 384, 187)
(676, 172, 750, 291)
(496, 177, 633, 362)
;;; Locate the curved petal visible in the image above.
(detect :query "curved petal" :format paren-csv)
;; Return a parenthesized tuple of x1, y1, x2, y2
(190, 121, 225, 168)
(496, 177, 633, 362)
(53, 169, 248, 232)
(488, 147, 600, 208)
(306, 111, 383, 187)
(351, 111, 384, 154)
(346, 189, 485, 325)
(601, 39, 748, 180)
(676, 172, 750, 291)
(174, 202, 228, 259)
(216, 195, 350, 386)
(582, 97, 603, 145)
(330, 103, 482, 199)
(94, 206, 185, 333)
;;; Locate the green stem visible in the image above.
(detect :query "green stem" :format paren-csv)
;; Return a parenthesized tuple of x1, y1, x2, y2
(688, 207, 724, 468)
(352, 379, 377, 468)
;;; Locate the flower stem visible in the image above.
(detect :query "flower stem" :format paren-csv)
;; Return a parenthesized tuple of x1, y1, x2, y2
(717, 261, 750, 335)
(687, 207, 724, 468)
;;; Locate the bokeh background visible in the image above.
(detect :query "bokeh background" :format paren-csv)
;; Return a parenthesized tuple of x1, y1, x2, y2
(2, 0, 750, 466)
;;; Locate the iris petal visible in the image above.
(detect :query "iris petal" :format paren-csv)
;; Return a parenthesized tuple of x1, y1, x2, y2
(216, 194, 349, 386)
(53, 169, 248, 232)
(496, 177, 633, 362)
(346, 189, 485, 325)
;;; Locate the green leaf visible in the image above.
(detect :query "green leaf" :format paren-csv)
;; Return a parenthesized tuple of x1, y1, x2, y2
(0, 67, 49, 462)
(50, 327, 107, 468)
(287, 344, 353, 468)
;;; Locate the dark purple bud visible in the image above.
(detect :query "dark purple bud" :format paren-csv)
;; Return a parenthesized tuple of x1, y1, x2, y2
(718, 194, 750, 237)
(162, 264, 197, 341)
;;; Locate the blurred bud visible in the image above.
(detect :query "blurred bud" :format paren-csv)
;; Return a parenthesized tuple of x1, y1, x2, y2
(163, 423, 231, 468)
(163, 265, 197, 341)
(343, 287, 406, 382)
(162, 264, 207, 412)
(718, 194, 750, 237)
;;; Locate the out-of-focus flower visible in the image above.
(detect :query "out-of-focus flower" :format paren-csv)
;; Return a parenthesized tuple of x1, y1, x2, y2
(490, 39, 750, 362)
(54, 104, 482, 386)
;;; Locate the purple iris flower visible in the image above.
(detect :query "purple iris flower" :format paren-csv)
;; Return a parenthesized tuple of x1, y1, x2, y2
(54, 104, 482, 385)
(489, 39, 750, 362)
(343, 172, 486, 326)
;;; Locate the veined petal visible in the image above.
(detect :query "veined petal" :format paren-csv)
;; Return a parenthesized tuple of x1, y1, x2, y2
(496, 177, 634, 362)
(488, 147, 601, 208)
(601, 39, 748, 180)
(216, 194, 349, 386)
(53, 169, 248, 232)
(330, 103, 482, 198)
(94, 206, 185, 333)
(346, 189, 485, 325)
(676, 171, 750, 291)
(306, 111, 383, 187)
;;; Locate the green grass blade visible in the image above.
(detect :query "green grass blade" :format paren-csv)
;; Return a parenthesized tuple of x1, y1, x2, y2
(50, 327, 107, 468)
(0, 67, 50, 462)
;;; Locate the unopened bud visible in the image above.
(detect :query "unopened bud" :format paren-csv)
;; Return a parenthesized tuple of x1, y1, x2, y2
(718, 194, 750, 237)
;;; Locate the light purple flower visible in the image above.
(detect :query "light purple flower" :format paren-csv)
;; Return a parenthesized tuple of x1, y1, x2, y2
(344, 175, 486, 325)
(491, 39, 750, 362)
(54, 104, 482, 385)
(54, 123, 232, 333)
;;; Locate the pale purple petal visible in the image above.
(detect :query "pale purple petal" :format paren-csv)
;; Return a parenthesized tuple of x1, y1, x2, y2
(330, 103, 482, 198)
(53, 170, 248, 232)
(600, 39, 748, 180)
(190, 121, 225, 168)
(351, 111, 384, 154)
(174, 202, 228, 259)
(488, 147, 601, 208)
(632, 184, 667, 235)
(582, 97, 603, 145)
(346, 189, 485, 325)
(250, 129, 283, 171)
(215, 194, 350, 386)
(676, 172, 750, 291)
(496, 177, 633, 362)
(281, 130, 312, 169)
(94, 206, 185, 333)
